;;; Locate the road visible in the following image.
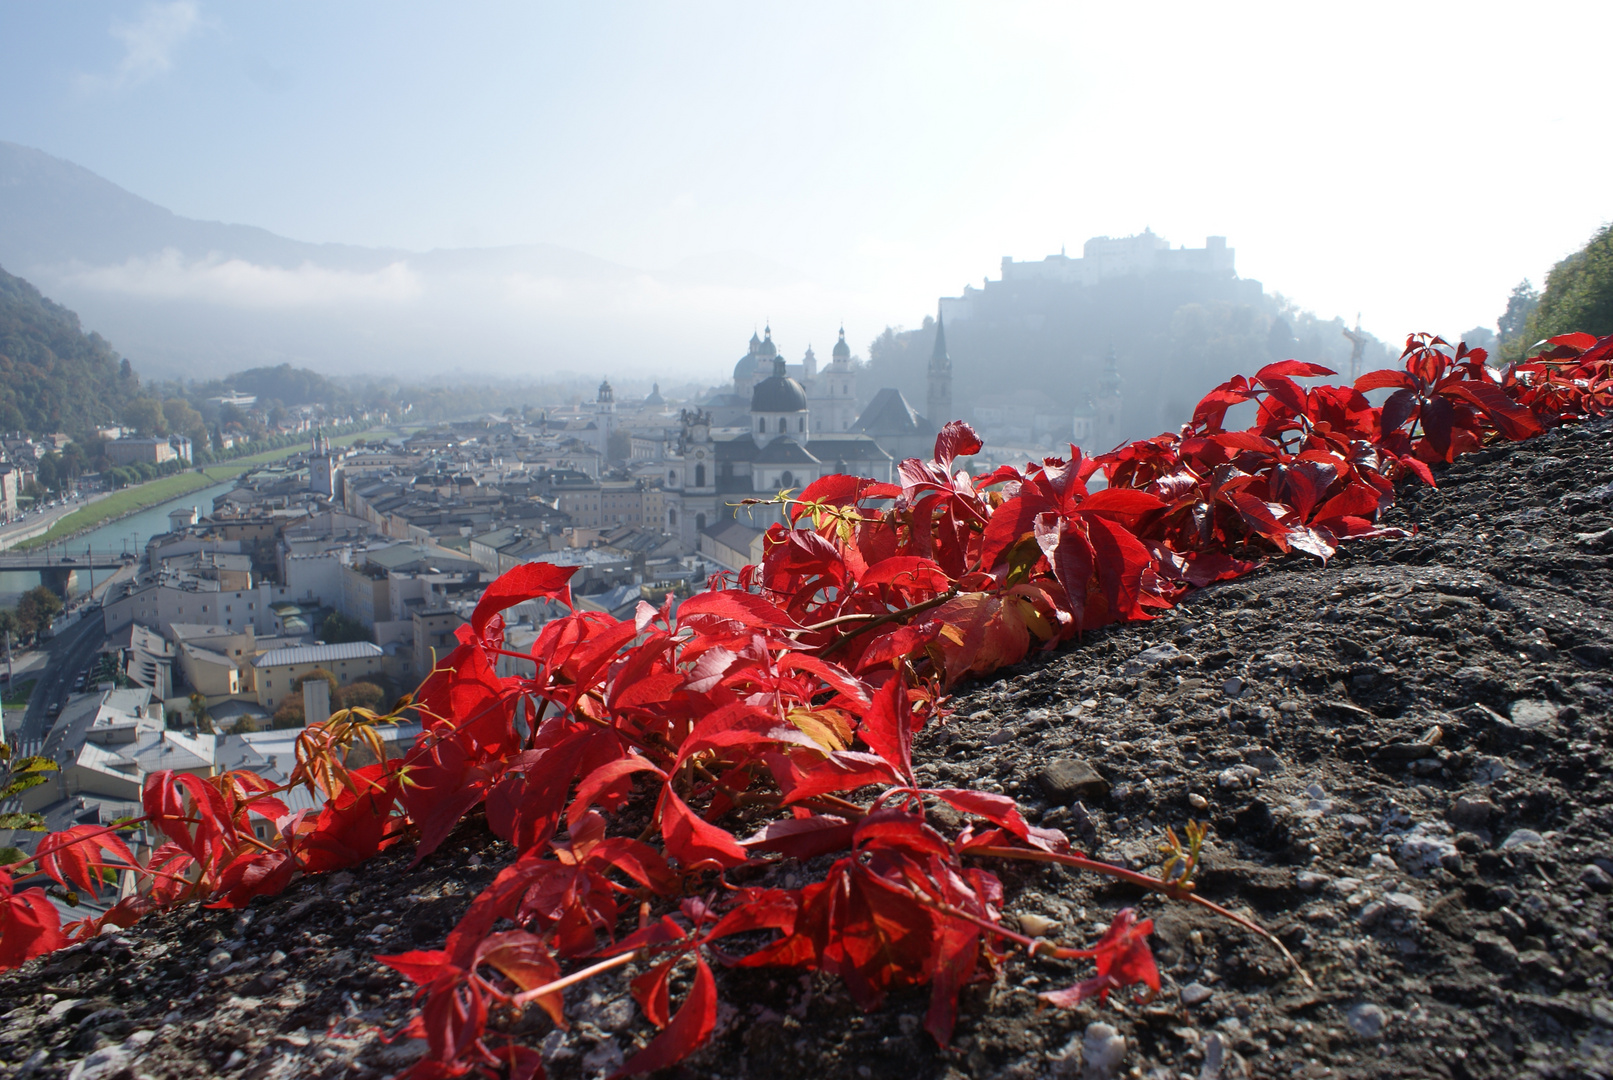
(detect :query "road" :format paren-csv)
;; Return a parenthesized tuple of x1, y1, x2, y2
(18, 610, 106, 745)
(0, 493, 106, 551)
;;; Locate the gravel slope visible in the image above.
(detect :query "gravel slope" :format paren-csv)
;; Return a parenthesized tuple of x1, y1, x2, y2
(2, 417, 1611, 1080)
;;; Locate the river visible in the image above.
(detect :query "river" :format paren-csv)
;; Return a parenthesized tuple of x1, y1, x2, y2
(0, 476, 241, 605)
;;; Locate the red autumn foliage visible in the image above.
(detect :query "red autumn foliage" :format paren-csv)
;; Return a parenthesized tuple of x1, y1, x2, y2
(1, 331, 1610, 1077)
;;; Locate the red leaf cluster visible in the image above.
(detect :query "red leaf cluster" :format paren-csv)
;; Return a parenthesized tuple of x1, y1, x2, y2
(2, 331, 1609, 1077)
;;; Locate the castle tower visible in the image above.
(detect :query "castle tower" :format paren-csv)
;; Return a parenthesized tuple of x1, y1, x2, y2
(1095, 347, 1122, 451)
(927, 311, 952, 429)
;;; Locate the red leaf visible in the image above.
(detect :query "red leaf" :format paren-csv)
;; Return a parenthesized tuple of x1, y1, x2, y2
(0, 868, 64, 970)
(1442, 380, 1545, 441)
(614, 955, 717, 1076)
(859, 675, 915, 785)
(207, 847, 295, 909)
(740, 815, 858, 859)
(931, 789, 1030, 841)
(471, 562, 576, 641)
(1038, 907, 1159, 1007)
(790, 473, 872, 522)
(677, 589, 803, 631)
(36, 824, 139, 896)
(1257, 360, 1336, 380)
(567, 755, 666, 830)
(1355, 369, 1416, 392)
(659, 787, 748, 869)
(932, 421, 983, 471)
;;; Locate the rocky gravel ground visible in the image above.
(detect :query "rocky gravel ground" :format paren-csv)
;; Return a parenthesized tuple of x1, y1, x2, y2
(2, 416, 1612, 1080)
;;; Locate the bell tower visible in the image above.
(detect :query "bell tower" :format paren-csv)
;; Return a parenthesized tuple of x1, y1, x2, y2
(927, 310, 952, 428)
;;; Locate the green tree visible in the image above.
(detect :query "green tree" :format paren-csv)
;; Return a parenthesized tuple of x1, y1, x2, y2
(340, 681, 386, 712)
(272, 698, 305, 729)
(122, 397, 167, 436)
(319, 611, 372, 644)
(16, 586, 62, 640)
(1522, 224, 1613, 349)
(1498, 279, 1539, 346)
(606, 428, 632, 461)
(163, 398, 208, 445)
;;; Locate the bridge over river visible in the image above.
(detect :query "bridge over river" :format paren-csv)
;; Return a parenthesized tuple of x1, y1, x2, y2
(0, 548, 136, 598)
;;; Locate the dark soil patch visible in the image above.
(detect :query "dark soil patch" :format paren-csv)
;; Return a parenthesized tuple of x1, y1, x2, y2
(3, 418, 1612, 1080)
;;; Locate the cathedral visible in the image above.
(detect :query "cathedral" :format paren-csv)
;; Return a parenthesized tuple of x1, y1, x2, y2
(726, 325, 861, 434)
(664, 347, 892, 549)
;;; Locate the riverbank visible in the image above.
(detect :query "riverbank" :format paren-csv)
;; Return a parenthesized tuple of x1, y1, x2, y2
(14, 429, 387, 551)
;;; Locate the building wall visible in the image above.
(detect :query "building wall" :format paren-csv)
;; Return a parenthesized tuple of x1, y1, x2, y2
(255, 653, 386, 710)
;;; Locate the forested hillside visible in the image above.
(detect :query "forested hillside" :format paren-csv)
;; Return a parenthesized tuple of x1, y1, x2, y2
(0, 263, 133, 437)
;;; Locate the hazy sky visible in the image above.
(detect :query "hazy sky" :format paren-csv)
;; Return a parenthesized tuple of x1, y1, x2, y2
(2, 1, 1610, 353)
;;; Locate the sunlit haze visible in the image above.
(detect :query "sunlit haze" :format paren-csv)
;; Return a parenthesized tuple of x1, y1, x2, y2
(1, 2, 1609, 379)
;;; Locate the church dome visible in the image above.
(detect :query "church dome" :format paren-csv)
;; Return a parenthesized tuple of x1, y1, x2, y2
(758, 325, 778, 360)
(752, 360, 809, 413)
(832, 326, 850, 362)
(748, 330, 762, 353)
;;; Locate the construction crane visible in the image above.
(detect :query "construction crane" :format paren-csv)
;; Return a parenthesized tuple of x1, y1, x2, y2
(1342, 314, 1369, 382)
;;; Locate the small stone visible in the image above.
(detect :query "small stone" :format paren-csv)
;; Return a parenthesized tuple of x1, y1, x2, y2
(1384, 892, 1425, 917)
(1473, 931, 1520, 972)
(987, 728, 1016, 746)
(1081, 1021, 1126, 1080)
(1198, 1031, 1227, 1080)
(268, 950, 286, 966)
(225, 1050, 245, 1069)
(1501, 829, 1544, 850)
(1582, 864, 1613, 892)
(1222, 676, 1245, 699)
(1510, 700, 1560, 730)
(1344, 1002, 1387, 1038)
(206, 948, 232, 970)
(1035, 759, 1110, 804)
(1216, 764, 1259, 790)
(1449, 796, 1498, 831)
(1356, 901, 1388, 927)
(1188, 793, 1209, 810)
(1297, 871, 1330, 893)
(1180, 982, 1213, 1006)
(1123, 643, 1183, 676)
(1017, 913, 1059, 938)
(123, 1031, 154, 1049)
(967, 710, 994, 723)
(66, 1045, 131, 1080)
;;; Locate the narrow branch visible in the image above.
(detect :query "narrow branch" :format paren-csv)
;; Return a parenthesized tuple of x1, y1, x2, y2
(511, 950, 640, 1005)
(965, 845, 1314, 989)
(819, 586, 959, 659)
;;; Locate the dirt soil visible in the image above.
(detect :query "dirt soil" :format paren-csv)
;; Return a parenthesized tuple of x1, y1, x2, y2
(3, 417, 1613, 1080)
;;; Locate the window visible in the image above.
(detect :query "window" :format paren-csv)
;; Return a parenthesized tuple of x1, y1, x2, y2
(781, 470, 794, 487)
(696, 513, 707, 531)
(695, 464, 705, 487)
(798, 417, 805, 432)
(757, 418, 765, 433)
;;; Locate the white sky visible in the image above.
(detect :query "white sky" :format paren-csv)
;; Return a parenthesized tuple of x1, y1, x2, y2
(2, 1, 1609, 362)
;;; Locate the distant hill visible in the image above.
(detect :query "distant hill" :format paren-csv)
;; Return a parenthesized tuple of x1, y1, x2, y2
(0, 141, 853, 383)
(0, 263, 132, 437)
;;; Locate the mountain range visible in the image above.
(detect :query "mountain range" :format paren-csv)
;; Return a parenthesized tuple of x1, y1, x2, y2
(0, 141, 856, 384)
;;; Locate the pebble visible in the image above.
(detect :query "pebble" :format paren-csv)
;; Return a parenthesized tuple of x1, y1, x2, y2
(1081, 1022, 1126, 1080)
(1510, 700, 1560, 730)
(1356, 900, 1388, 927)
(1297, 871, 1330, 893)
(1122, 643, 1183, 676)
(1449, 795, 1498, 831)
(1017, 913, 1059, 938)
(1180, 982, 1213, 1006)
(206, 948, 232, 970)
(1345, 1002, 1387, 1038)
(1582, 864, 1613, 892)
(1393, 826, 1460, 875)
(1384, 892, 1425, 917)
(987, 728, 1016, 746)
(67, 1046, 131, 1080)
(1501, 829, 1544, 850)
(1216, 764, 1259, 790)
(1188, 793, 1209, 810)
(1222, 676, 1245, 698)
(1035, 759, 1110, 804)
(1198, 1031, 1227, 1080)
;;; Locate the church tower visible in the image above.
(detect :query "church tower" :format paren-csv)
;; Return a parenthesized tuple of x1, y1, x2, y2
(927, 311, 952, 429)
(594, 378, 617, 455)
(1095, 347, 1122, 452)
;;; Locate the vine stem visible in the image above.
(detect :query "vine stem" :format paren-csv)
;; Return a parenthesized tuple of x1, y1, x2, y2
(511, 950, 640, 1005)
(818, 587, 959, 659)
(965, 846, 1314, 989)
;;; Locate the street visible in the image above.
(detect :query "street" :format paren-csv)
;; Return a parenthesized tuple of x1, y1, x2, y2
(18, 610, 106, 744)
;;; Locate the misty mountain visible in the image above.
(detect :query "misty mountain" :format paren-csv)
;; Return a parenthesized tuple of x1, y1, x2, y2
(0, 142, 841, 383)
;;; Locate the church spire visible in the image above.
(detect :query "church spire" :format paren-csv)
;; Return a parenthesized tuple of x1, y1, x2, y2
(927, 308, 952, 428)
